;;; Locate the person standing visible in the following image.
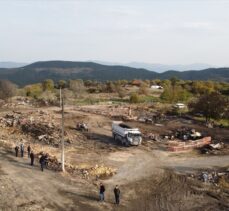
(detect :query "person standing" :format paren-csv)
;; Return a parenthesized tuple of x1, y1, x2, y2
(30, 151, 35, 166)
(20, 143, 24, 157)
(27, 144, 31, 158)
(15, 145, 19, 157)
(114, 185, 121, 205)
(99, 183, 105, 202)
(39, 154, 45, 171)
(44, 153, 49, 168)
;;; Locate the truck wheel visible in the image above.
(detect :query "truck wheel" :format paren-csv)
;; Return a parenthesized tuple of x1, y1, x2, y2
(124, 141, 130, 147)
(120, 137, 125, 145)
(114, 135, 118, 142)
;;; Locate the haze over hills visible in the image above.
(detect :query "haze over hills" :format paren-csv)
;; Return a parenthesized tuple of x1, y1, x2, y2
(92, 61, 214, 73)
(0, 62, 28, 68)
(0, 60, 228, 86)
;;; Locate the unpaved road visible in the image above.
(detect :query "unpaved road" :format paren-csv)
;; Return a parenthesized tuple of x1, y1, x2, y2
(1, 145, 229, 211)
(0, 148, 112, 211)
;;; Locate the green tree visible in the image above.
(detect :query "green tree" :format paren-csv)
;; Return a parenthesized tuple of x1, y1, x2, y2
(189, 92, 228, 122)
(42, 79, 54, 91)
(25, 83, 43, 98)
(57, 80, 67, 89)
(161, 85, 191, 103)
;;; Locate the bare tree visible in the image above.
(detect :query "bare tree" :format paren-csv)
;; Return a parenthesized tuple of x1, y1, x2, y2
(69, 79, 86, 98)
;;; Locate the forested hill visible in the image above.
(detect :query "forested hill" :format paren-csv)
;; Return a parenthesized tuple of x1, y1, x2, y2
(0, 61, 228, 86)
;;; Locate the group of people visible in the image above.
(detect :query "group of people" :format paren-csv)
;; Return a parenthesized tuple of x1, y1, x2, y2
(99, 183, 121, 205)
(14, 143, 47, 171)
(14, 144, 121, 205)
(15, 143, 34, 164)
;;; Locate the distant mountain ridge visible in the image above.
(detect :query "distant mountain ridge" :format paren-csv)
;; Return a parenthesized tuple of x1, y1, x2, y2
(0, 62, 28, 68)
(91, 60, 214, 72)
(0, 60, 228, 86)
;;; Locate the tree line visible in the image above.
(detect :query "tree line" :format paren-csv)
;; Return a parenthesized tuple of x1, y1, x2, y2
(0, 78, 228, 123)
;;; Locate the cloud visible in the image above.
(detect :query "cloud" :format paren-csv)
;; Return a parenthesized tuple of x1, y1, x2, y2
(182, 21, 213, 30)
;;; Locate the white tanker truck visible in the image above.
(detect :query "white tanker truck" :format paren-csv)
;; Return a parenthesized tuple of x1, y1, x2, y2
(112, 121, 142, 146)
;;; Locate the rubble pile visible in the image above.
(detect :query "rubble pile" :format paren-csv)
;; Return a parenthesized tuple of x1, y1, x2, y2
(66, 163, 116, 179)
(189, 168, 229, 187)
(137, 113, 166, 124)
(21, 123, 58, 145)
(164, 127, 203, 141)
(0, 111, 74, 147)
(78, 105, 138, 120)
(167, 137, 211, 152)
(0, 113, 24, 128)
(143, 133, 162, 141)
(89, 164, 116, 178)
(200, 142, 226, 155)
(154, 127, 212, 152)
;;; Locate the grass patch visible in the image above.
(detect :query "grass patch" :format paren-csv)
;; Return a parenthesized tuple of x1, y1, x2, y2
(194, 116, 229, 127)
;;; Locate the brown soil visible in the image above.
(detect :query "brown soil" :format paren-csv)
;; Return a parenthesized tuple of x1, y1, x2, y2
(0, 104, 229, 210)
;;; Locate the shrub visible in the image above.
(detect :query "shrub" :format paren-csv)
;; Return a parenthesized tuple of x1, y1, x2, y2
(130, 93, 141, 103)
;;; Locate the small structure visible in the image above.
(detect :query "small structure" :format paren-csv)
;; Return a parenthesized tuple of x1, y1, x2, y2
(174, 103, 186, 109)
(131, 80, 142, 87)
(151, 85, 163, 89)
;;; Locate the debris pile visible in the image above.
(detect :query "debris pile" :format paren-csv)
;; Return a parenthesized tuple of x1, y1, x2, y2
(189, 168, 229, 187)
(66, 163, 116, 179)
(164, 127, 202, 141)
(21, 123, 60, 146)
(167, 137, 211, 152)
(0, 111, 74, 147)
(200, 142, 226, 155)
(76, 122, 88, 131)
(156, 127, 212, 152)
(143, 133, 162, 142)
(89, 164, 116, 178)
(0, 113, 23, 128)
(137, 113, 166, 124)
(78, 105, 138, 121)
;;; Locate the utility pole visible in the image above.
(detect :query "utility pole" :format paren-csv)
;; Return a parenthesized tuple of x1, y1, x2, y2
(61, 96, 65, 172)
(59, 87, 62, 108)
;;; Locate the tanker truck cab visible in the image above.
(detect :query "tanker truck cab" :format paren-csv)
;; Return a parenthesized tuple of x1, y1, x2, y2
(127, 132, 142, 146)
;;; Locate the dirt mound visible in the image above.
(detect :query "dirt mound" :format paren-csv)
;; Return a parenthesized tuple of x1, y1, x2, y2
(126, 170, 229, 211)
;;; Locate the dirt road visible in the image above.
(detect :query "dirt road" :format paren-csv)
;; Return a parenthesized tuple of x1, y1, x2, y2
(1, 144, 229, 210)
(0, 147, 113, 211)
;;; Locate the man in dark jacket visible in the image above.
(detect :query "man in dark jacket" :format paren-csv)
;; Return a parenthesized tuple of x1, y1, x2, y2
(44, 153, 49, 168)
(20, 143, 24, 157)
(30, 151, 35, 166)
(99, 183, 105, 202)
(27, 145, 31, 158)
(114, 185, 121, 205)
(15, 145, 19, 157)
(39, 154, 45, 171)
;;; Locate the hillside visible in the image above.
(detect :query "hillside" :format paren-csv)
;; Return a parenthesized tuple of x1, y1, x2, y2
(0, 61, 228, 86)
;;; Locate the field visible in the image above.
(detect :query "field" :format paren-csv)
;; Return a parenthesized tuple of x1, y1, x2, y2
(0, 97, 229, 211)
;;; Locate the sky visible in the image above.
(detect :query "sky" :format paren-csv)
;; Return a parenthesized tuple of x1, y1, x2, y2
(0, 0, 229, 66)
